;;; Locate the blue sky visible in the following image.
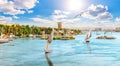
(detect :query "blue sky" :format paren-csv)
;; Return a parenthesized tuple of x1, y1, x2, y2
(0, 0, 120, 28)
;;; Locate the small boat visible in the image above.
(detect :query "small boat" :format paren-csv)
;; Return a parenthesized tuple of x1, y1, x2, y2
(0, 38, 9, 43)
(0, 29, 10, 43)
(106, 36, 116, 39)
(44, 28, 54, 53)
(45, 50, 53, 54)
(85, 30, 92, 42)
(96, 31, 116, 39)
(0, 34, 10, 43)
(96, 36, 116, 39)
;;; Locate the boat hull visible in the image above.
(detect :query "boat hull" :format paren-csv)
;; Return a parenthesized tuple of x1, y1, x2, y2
(86, 40, 90, 43)
(96, 36, 116, 39)
(0, 39, 9, 43)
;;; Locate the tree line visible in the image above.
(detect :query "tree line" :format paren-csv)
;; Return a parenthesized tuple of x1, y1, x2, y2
(0, 24, 82, 37)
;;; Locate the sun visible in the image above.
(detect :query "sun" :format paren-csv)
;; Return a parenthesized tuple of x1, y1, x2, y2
(67, 0, 84, 11)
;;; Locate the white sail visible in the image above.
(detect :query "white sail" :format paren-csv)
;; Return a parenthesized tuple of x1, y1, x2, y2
(85, 30, 92, 41)
(44, 28, 54, 52)
(48, 28, 54, 42)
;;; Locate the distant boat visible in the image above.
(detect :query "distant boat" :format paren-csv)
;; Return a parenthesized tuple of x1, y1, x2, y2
(96, 31, 116, 39)
(44, 28, 54, 53)
(0, 34, 10, 43)
(0, 38, 9, 43)
(9, 33, 16, 41)
(85, 30, 92, 42)
(0, 35, 9, 43)
(0, 28, 10, 43)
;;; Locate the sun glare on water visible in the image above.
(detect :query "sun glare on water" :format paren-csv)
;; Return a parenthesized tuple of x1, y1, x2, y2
(67, 0, 84, 11)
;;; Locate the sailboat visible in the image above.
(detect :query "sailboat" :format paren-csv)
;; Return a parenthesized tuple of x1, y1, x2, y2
(44, 28, 54, 53)
(85, 30, 92, 42)
(96, 31, 116, 39)
(105, 31, 116, 39)
(0, 27, 10, 43)
(0, 33, 10, 43)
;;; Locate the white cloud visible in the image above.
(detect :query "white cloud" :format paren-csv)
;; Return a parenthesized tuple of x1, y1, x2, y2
(97, 12, 112, 21)
(51, 10, 70, 21)
(0, 0, 38, 15)
(31, 17, 57, 27)
(0, 16, 12, 23)
(81, 4, 112, 21)
(14, 0, 38, 9)
(0, 0, 7, 4)
(31, 10, 82, 28)
(31, 9, 115, 29)
(0, 1, 25, 15)
(53, 10, 70, 15)
(115, 17, 120, 22)
(31, 17, 52, 23)
(28, 10, 33, 13)
(114, 17, 120, 27)
(52, 10, 81, 23)
(13, 16, 19, 19)
(59, 18, 80, 23)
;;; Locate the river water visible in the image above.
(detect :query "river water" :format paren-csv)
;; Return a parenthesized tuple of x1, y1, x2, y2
(0, 32, 120, 66)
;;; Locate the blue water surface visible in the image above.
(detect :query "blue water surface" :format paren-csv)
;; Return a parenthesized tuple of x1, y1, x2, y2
(0, 32, 120, 66)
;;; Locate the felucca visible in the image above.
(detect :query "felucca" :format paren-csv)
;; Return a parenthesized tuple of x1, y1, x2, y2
(85, 30, 92, 42)
(96, 31, 116, 39)
(44, 28, 54, 53)
(0, 33, 9, 43)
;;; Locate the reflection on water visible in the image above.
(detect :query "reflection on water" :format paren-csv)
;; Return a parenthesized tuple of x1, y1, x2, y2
(45, 53, 53, 66)
(86, 42, 92, 54)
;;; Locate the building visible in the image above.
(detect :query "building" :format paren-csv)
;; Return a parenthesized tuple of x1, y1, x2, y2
(115, 27, 120, 32)
(116, 27, 120, 30)
(58, 22, 62, 29)
(95, 28, 102, 31)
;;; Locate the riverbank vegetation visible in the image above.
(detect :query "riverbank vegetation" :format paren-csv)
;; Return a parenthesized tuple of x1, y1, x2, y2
(0, 24, 82, 39)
